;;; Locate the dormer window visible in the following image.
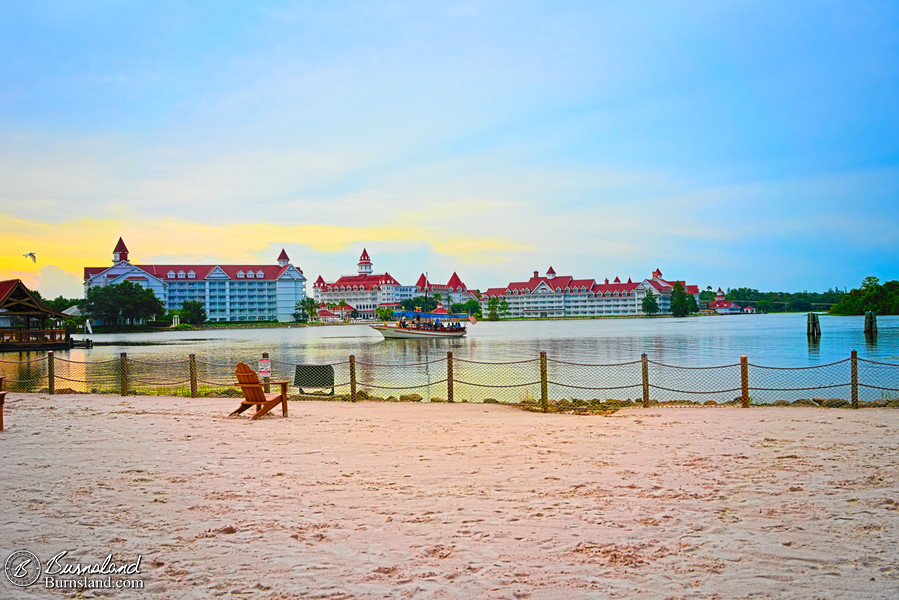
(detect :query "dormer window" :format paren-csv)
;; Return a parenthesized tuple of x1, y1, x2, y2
(237, 270, 245, 278)
(167, 270, 176, 279)
(177, 270, 186, 279)
(256, 270, 264, 278)
(187, 270, 196, 279)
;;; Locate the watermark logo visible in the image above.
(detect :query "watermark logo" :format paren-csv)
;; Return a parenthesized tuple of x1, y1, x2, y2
(4, 549, 144, 590)
(5, 550, 42, 587)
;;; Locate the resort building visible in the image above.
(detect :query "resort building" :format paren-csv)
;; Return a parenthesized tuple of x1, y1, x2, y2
(709, 288, 743, 315)
(83, 239, 307, 322)
(479, 268, 700, 318)
(312, 249, 472, 318)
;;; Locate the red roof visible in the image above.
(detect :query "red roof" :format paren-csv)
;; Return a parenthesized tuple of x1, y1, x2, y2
(327, 272, 402, 290)
(277, 249, 290, 261)
(446, 272, 466, 290)
(358, 248, 372, 264)
(85, 263, 298, 281)
(113, 237, 129, 253)
(546, 266, 556, 276)
(0, 279, 20, 303)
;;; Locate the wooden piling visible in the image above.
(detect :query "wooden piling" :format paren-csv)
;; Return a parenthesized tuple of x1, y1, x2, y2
(851, 350, 858, 409)
(641, 353, 650, 408)
(807, 313, 821, 338)
(261, 352, 270, 393)
(740, 355, 750, 408)
(446, 351, 454, 404)
(48, 350, 55, 395)
(349, 355, 357, 402)
(864, 311, 877, 336)
(539, 352, 548, 413)
(120, 352, 128, 396)
(189, 354, 198, 398)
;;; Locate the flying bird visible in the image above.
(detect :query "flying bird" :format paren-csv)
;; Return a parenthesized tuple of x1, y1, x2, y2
(24, 252, 36, 263)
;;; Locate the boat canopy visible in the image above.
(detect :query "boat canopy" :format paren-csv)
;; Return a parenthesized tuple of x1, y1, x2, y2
(392, 310, 469, 320)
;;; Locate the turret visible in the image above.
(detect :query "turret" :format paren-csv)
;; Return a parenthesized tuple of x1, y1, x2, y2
(113, 238, 129, 263)
(357, 248, 373, 275)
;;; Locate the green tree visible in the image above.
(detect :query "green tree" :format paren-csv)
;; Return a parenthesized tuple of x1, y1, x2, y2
(81, 281, 164, 325)
(756, 300, 774, 313)
(499, 299, 510, 318)
(669, 282, 691, 318)
(642, 292, 660, 316)
(292, 297, 317, 322)
(401, 296, 438, 312)
(486, 297, 499, 321)
(180, 300, 207, 325)
(451, 298, 482, 318)
(376, 307, 395, 321)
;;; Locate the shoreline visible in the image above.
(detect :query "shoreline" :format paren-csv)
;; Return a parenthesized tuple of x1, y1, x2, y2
(1, 393, 896, 598)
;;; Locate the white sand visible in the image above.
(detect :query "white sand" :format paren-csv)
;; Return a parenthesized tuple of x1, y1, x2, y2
(1, 393, 897, 599)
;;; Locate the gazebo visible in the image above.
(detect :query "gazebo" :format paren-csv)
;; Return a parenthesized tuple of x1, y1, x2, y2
(0, 279, 72, 351)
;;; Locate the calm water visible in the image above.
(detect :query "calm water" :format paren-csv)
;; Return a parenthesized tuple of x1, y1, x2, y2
(52, 313, 899, 367)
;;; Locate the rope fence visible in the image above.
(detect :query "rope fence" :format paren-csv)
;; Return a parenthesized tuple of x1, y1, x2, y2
(0, 350, 896, 410)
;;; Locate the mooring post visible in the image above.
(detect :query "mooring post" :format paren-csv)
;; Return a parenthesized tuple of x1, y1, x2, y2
(539, 351, 548, 413)
(851, 350, 858, 409)
(120, 352, 128, 396)
(349, 355, 357, 402)
(864, 311, 877, 336)
(740, 355, 750, 407)
(189, 353, 198, 398)
(641, 353, 650, 408)
(446, 351, 454, 404)
(48, 350, 55, 395)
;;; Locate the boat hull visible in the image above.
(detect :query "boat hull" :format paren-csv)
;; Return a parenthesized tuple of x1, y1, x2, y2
(370, 325, 467, 339)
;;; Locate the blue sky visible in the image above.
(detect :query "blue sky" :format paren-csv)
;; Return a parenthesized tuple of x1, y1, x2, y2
(1, 1, 897, 298)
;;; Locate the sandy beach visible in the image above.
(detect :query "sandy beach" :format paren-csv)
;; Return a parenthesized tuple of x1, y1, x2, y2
(1, 393, 896, 599)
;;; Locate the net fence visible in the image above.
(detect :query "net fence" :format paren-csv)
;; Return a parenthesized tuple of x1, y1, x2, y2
(0, 352, 896, 408)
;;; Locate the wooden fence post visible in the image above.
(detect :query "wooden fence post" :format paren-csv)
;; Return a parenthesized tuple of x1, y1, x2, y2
(740, 355, 749, 408)
(539, 351, 548, 413)
(349, 355, 357, 402)
(189, 354, 198, 398)
(851, 350, 858, 409)
(641, 353, 649, 408)
(120, 352, 128, 396)
(261, 352, 270, 393)
(48, 350, 55, 395)
(447, 351, 454, 403)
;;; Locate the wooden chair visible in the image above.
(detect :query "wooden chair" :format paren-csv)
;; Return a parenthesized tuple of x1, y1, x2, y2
(230, 362, 288, 419)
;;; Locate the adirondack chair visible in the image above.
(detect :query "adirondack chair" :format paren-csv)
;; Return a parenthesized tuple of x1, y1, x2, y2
(230, 362, 288, 419)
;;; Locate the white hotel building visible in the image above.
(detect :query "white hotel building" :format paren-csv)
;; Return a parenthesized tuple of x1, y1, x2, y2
(480, 267, 700, 318)
(83, 238, 307, 322)
(312, 249, 472, 318)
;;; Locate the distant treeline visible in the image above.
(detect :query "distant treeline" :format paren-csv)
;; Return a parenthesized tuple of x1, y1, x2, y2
(701, 287, 844, 313)
(829, 277, 899, 315)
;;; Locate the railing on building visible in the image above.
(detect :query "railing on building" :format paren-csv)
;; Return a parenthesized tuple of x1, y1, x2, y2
(0, 350, 896, 410)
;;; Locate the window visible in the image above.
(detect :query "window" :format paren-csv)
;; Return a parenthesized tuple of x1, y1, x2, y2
(188, 270, 195, 279)
(256, 270, 264, 278)
(167, 270, 176, 279)
(247, 271, 255, 278)
(177, 270, 186, 279)
(237, 270, 245, 278)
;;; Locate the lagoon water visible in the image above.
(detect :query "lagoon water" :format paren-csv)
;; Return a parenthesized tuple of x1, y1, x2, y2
(61, 313, 898, 368)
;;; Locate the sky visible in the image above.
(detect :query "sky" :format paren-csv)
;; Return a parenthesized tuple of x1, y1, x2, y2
(1, 0, 897, 299)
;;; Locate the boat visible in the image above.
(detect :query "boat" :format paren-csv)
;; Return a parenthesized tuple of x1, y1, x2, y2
(370, 309, 473, 339)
